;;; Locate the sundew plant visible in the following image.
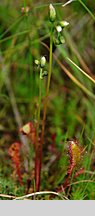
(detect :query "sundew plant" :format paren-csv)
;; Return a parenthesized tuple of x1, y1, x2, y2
(0, 0, 95, 200)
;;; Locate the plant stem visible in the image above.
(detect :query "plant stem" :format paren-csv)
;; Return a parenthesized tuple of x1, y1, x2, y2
(41, 25, 53, 144)
(35, 25, 54, 191)
(35, 68, 42, 192)
(37, 69, 42, 136)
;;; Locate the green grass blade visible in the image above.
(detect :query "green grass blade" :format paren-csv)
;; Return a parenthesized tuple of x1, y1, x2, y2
(67, 57, 95, 84)
(78, 0, 95, 21)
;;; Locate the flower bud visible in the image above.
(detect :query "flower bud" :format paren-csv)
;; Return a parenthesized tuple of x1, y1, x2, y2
(60, 36, 65, 44)
(35, 59, 40, 66)
(54, 38, 60, 45)
(59, 21, 69, 28)
(49, 4, 56, 22)
(40, 56, 46, 68)
(56, 25, 62, 33)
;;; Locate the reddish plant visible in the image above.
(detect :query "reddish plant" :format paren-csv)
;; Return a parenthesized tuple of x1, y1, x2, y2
(67, 139, 82, 175)
(35, 137, 42, 192)
(20, 122, 41, 191)
(8, 142, 23, 185)
(63, 139, 84, 189)
(73, 168, 84, 180)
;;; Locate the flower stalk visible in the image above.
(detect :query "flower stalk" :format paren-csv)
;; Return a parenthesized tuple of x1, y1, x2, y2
(35, 6, 55, 191)
(35, 56, 47, 191)
(41, 24, 54, 146)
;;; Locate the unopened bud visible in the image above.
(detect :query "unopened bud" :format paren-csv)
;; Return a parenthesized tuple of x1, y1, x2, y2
(60, 36, 65, 44)
(54, 36, 65, 46)
(54, 38, 60, 45)
(40, 56, 46, 68)
(49, 4, 56, 22)
(59, 21, 69, 28)
(35, 59, 40, 66)
(56, 25, 62, 33)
